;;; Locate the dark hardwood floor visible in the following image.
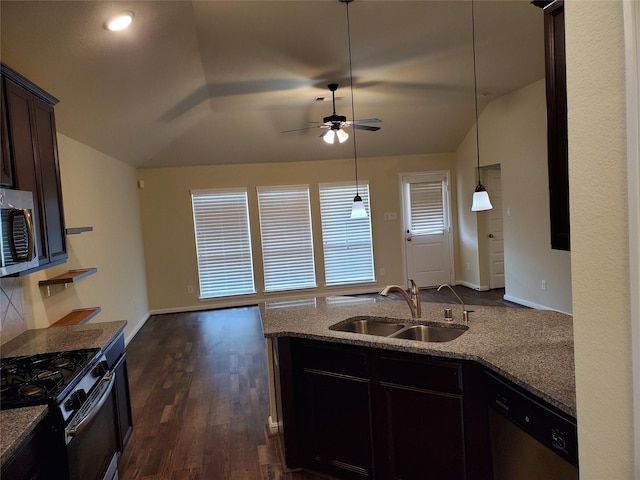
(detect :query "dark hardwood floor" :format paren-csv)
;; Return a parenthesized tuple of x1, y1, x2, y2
(118, 287, 517, 479)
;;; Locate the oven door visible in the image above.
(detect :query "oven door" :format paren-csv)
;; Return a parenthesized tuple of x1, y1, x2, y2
(65, 371, 120, 480)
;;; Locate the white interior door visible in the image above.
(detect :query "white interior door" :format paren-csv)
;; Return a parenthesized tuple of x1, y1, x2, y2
(402, 172, 453, 288)
(484, 166, 505, 289)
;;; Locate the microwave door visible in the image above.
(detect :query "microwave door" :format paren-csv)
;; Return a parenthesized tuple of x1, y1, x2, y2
(8, 208, 36, 262)
(0, 188, 39, 276)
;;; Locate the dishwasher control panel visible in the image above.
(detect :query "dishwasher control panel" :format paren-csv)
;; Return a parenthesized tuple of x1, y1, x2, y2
(485, 371, 578, 466)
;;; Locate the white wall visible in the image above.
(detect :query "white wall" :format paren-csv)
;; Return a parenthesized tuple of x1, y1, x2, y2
(455, 79, 572, 313)
(137, 153, 457, 313)
(15, 134, 150, 344)
(566, 2, 634, 478)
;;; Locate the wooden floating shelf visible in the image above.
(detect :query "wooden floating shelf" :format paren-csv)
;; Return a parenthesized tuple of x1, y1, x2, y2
(39, 268, 97, 296)
(39, 268, 97, 286)
(65, 226, 93, 235)
(50, 307, 101, 328)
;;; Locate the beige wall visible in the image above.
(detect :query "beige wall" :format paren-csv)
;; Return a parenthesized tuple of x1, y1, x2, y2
(566, 2, 634, 478)
(138, 153, 455, 312)
(16, 134, 149, 343)
(455, 79, 572, 313)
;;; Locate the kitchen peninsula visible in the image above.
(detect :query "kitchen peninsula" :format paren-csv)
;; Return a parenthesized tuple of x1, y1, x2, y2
(261, 296, 576, 479)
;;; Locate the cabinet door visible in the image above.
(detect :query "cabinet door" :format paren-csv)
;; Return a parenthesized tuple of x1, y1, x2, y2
(4, 78, 46, 261)
(32, 96, 66, 265)
(543, 1, 570, 251)
(300, 369, 374, 479)
(292, 339, 374, 479)
(380, 384, 465, 480)
(1, 75, 14, 187)
(4, 74, 67, 270)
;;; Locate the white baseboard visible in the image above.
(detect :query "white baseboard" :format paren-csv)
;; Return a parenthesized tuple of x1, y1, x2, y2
(455, 280, 489, 291)
(503, 294, 572, 315)
(124, 312, 151, 345)
(267, 415, 282, 436)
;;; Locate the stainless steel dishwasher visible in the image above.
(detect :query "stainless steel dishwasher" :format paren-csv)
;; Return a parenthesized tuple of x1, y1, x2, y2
(485, 371, 579, 480)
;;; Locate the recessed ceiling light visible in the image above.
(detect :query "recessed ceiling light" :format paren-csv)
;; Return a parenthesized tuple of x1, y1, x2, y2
(106, 12, 133, 31)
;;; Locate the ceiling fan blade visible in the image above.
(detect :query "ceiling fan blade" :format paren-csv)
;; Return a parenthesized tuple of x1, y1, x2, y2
(351, 118, 382, 125)
(281, 126, 319, 133)
(352, 124, 381, 132)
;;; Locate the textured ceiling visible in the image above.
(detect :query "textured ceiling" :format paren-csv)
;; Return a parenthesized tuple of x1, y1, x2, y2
(0, 1, 544, 168)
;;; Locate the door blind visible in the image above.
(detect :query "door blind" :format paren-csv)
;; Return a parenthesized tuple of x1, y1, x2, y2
(319, 183, 375, 286)
(409, 181, 445, 234)
(191, 189, 256, 298)
(257, 185, 317, 292)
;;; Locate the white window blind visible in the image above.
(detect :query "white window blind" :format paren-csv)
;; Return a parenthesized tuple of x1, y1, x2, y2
(319, 183, 375, 286)
(191, 189, 256, 299)
(257, 185, 317, 292)
(408, 180, 446, 234)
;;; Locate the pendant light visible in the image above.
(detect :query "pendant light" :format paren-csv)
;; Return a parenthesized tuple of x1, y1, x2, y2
(341, 0, 368, 219)
(470, 0, 493, 212)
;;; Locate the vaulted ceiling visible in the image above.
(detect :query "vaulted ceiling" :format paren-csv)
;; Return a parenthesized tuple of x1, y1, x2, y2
(1, 1, 544, 169)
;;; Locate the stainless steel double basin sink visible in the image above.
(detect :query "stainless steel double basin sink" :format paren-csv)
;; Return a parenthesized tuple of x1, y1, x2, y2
(329, 316, 467, 343)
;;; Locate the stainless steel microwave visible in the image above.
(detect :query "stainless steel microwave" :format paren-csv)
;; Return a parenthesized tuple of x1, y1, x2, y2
(1, 188, 38, 276)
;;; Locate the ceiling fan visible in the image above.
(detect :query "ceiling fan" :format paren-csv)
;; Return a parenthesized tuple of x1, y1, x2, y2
(282, 83, 381, 144)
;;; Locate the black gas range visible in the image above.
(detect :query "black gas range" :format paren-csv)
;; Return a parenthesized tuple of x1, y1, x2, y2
(1, 348, 120, 480)
(1, 348, 103, 418)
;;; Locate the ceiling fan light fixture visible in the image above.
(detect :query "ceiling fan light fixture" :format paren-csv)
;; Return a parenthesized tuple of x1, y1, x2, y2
(350, 195, 368, 219)
(323, 130, 336, 144)
(106, 12, 133, 31)
(336, 129, 349, 143)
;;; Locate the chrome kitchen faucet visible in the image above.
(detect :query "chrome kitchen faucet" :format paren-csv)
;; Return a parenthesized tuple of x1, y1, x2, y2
(379, 279, 422, 318)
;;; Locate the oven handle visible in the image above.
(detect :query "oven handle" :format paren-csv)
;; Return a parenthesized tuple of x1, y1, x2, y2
(65, 371, 116, 442)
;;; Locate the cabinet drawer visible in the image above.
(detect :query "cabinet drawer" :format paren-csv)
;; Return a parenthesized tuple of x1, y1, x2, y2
(378, 355, 463, 394)
(293, 339, 369, 378)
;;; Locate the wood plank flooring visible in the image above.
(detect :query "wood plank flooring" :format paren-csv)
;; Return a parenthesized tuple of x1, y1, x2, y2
(118, 288, 516, 480)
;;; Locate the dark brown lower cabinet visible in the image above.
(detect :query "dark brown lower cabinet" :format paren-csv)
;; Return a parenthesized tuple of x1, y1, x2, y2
(279, 338, 491, 480)
(0, 411, 65, 480)
(301, 370, 374, 478)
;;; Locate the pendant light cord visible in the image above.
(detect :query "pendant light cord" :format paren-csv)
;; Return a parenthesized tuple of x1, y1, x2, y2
(346, 1, 359, 196)
(471, 0, 482, 186)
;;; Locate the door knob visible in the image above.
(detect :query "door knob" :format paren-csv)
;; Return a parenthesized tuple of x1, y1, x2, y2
(488, 233, 494, 238)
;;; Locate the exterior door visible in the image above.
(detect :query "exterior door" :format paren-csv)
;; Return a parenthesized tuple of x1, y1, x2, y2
(401, 172, 453, 288)
(484, 166, 505, 289)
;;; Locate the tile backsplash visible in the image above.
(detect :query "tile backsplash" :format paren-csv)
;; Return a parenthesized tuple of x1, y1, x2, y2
(1, 276, 28, 344)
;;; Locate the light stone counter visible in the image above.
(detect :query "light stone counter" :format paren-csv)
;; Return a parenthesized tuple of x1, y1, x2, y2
(0, 320, 127, 467)
(260, 296, 576, 417)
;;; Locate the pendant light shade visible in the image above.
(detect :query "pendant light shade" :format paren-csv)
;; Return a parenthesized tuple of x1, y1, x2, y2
(472, 184, 493, 211)
(323, 130, 336, 144)
(469, 0, 493, 212)
(341, 0, 368, 219)
(336, 128, 349, 143)
(351, 194, 367, 219)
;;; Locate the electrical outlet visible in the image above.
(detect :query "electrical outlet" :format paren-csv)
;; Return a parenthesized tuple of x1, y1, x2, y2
(187, 285, 194, 294)
(541, 280, 547, 291)
(379, 267, 386, 276)
(384, 212, 397, 221)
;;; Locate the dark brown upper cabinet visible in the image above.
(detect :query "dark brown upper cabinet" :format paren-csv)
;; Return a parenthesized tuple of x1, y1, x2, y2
(1, 63, 67, 272)
(534, 0, 570, 251)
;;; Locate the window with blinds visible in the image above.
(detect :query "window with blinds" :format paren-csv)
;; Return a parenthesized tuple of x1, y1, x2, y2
(407, 180, 446, 234)
(257, 185, 317, 292)
(319, 183, 375, 286)
(191, 189, 256, 299)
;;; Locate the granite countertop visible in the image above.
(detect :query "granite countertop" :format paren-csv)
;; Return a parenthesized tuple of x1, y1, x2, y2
(0, 320, 127, 466)
(260, 296, 576, 417)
